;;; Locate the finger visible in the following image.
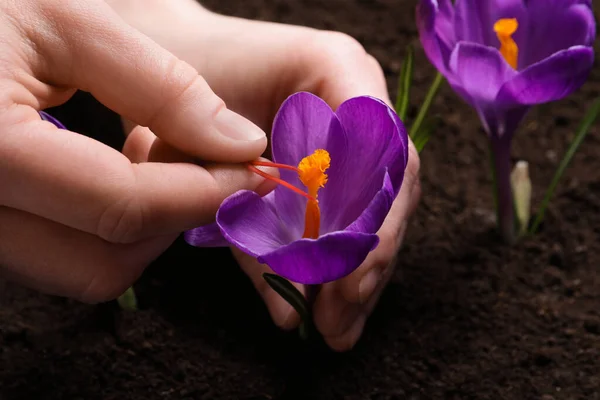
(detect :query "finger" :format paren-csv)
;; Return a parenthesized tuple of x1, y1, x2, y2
(23, 0, 267, 162)
(0, 206, 174, 303)
(231, 248, 302, 331)
(0, 109, 271, 244)
(121, 125, 279, 197)
(313, 284, 362, 338)
(323, 260, 397, 352)
(337, 139, 421, 304)
(121, 127, 298, 329)
(300, 34, 391, 108)
(123, 125, 198, 164)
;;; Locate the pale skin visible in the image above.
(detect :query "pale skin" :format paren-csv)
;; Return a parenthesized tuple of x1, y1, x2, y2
(0, 0, 421, 351)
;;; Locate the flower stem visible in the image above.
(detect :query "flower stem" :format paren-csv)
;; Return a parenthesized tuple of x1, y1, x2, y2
(299, 284, 320, 340)
(490, 137, 516, 244)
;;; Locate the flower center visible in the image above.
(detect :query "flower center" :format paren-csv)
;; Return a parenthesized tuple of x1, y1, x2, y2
(297, 149, 330, 238)
(248, 149, 331, 239)
(494, 18, 519, 69)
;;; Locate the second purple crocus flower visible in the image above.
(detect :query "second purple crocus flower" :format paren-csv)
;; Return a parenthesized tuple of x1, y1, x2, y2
(417, 0, 595, 242)
(185, 92, 409, 284)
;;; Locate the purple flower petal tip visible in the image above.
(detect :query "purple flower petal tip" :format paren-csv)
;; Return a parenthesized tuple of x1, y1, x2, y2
(183, 223, 229, 248)
(39, 111, 66, 129)
(257, 231, 380, 285)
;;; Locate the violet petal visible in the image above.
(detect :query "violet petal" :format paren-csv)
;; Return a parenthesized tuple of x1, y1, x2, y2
(319, 97, 406, 232)
(257, 231, 379, 284)
(416, 0, 456, 77)
(270, 92, 347, 239)
(453, 0, 526, 47)
(345, 170, 395, 235)
(496, 46, 594, 106)
(518, 1, 595, 67)
(216, 190, 293, 258)
(39, 111, 66, 129)
(448, 41, 518, 110)
(184, 222, 230, 247)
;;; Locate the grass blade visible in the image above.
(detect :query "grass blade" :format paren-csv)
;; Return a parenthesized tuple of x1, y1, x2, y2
(409, 72, 444, 140)
(395, 45, 414, 122)
(263, 273, 309, 322)
(529, 97, 600, 234)
(412, 115, 439, 153)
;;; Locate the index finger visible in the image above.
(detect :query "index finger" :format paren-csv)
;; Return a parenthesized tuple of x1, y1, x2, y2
(14, 0, 266, 162)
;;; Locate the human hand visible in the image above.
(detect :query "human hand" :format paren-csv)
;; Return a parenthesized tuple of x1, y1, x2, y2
(0, 0, 272, 302)
(112, 0, 421, 351)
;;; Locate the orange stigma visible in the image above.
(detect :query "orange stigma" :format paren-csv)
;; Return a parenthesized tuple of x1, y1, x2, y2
(247, 149, 331, 239)
(494, 18, 519, 69)
(297, 149, 330, 238)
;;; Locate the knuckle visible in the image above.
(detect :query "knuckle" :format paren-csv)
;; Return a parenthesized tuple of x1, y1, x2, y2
(145, 58, 212, 128)
(96, 168, 146, 244)
(307, 31, 368, 65)
(97, 196, 145, 244)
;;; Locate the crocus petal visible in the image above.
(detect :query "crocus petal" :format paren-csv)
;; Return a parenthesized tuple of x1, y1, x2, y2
(345, 170, 395, 235)
(518, 1, 596, 67)
(416, 0, 456, 76)
(453, 0, 526, 47)
(270, 92, 347, 239)
(258, 231, 379, 284)
(39, 111, 66, 129)
(184, 222, 229, 247)
(216, 190, 293, 257)
(496, 46, 594, 106)
(449, 42, 517, 110)
(319, 97, 406, 233)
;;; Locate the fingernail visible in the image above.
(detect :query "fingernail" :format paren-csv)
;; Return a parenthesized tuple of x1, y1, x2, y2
(358, 269, 381, 304)
(214, 108, 266, 141)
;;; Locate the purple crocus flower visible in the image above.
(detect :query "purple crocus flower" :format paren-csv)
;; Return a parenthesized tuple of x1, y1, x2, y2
(185, 92, 409, 284)
(417, 0, 595, 241)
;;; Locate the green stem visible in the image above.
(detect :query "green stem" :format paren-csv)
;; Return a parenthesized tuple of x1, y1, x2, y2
(409, 72, 444, 140)
(298, 284, 320, 340)
(490, 138, 516, 244)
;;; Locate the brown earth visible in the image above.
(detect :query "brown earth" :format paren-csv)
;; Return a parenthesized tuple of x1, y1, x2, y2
(2, 0, 600, 399)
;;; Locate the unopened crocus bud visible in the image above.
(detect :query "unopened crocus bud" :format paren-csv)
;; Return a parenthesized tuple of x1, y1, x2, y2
(511, 161, 532, 236)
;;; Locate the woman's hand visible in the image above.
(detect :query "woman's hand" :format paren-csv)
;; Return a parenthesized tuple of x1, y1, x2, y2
(112, 0, 422, 351)
(0, 0, 270, 302)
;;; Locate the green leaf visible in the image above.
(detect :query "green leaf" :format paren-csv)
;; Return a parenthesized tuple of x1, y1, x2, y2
(395, 45, 414, 122)
(262, 273, 309, 323)
(117, 286, 138, 311)
(412, 115, 439, 153)
(529, 97, 600, 234)
(409, 72, 444, 141)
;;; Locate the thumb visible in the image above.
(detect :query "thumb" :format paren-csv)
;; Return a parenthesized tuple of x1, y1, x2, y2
(31, 0, 266, 162)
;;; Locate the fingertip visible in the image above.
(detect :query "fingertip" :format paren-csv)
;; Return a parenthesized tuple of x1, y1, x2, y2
(324, 312, 367, 352)
(267, 294, 302, 331)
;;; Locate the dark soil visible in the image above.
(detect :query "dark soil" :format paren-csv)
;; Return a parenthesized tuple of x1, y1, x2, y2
(2, 0, 600, 399)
